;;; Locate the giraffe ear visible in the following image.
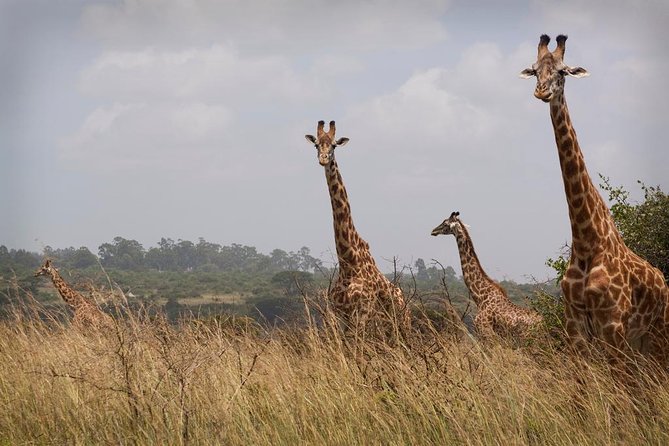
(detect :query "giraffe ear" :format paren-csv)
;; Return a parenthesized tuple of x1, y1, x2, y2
(519, 68, 535, 79)
(335, 137, 349, 147)
(565, 66, 589, 78)
(305, 134, 317, 144)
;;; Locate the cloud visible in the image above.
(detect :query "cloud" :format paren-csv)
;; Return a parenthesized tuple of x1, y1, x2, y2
(344, 42, 537, 185)
(63, 43, 331, 172)
(532, 0, 668, 53)
(79, 44, 326, 105)
(60, 101, 235, 172)
(81, 0, 451, 53)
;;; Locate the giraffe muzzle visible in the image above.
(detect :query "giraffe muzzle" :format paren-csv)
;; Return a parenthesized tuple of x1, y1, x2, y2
(534, 90, 552, 102)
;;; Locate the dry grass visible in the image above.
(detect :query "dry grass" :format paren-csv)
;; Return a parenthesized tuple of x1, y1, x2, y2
(0, 297, 668, 446)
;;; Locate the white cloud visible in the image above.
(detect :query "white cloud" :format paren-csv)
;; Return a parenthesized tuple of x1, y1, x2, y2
(345, 42, 535, 172)
(61, 101, 234, 172)
(81, 0, 451, 53)
(80, 45, 326, 105)
(532, 0, 669, 54)
(64, 43, 331, 172)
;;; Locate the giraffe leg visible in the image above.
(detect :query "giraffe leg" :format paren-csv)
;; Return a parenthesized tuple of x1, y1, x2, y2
(651, 285, 669, 368)
(474, 311, 495, 342)
(342, 280, 374, 334)
(563, 303, 592, 357)
(377, 286, 411, 337)
(647, 322, 669, 370)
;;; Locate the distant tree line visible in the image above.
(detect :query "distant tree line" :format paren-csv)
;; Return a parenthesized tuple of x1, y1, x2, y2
(0, 237, 324, 275)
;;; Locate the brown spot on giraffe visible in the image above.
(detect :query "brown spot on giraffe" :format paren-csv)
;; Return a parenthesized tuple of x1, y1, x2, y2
(304, 121, 410, 331)
(521, 34, 669, 365)
(431, 212, 542, 341)
(34, 259, 114, 330)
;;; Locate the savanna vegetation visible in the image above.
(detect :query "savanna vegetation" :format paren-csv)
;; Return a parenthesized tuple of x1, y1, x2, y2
(0, 237, 554, 325)
(1, 297, 668, 445)
(0, 179, 667, 445)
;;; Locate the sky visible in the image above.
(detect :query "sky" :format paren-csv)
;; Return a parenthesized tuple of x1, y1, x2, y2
(1, 0, 667, 282)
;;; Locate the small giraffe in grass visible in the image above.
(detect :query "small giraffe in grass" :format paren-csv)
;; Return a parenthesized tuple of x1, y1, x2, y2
(34, 259, 113, 329)
(431, 212, 542, 340)
(521, 34, 669, 363)
(305, 120, 410, 331)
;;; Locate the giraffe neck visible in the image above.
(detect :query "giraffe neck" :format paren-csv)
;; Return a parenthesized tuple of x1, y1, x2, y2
(324, 158, 364, 272)
(549, 92, 620, 258)
(48, 270, 85, 308)
(452, 225, 497, 307)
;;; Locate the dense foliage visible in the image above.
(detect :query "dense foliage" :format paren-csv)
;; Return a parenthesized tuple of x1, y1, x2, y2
(546, 178, 669, 283)
(0, 237, 554, 324)
(541, 178, 669, 334)
(600, 176, 669, 280)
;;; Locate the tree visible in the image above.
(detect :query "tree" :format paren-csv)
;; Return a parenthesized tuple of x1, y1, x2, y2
(195, 238, 222, 269)
(600, 176, 669, 280)
(547, 177, 669, 282)
(271, 271, 314, 296)
(70, 247, 98, 268)
(269, 249, 289, 270)
(98, 237, 146, 269)
(296, 246, 322, 272)
(175, 240, 196, 271)
(414, 258, 429, 281)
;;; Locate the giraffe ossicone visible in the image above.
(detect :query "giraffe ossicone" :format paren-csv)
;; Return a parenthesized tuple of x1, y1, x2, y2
(431, 211, 542, 341)
(305, 120, 410, 331)
(521, 34, 669, 363)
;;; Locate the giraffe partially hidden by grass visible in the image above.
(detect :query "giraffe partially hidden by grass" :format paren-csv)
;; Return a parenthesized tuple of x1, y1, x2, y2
(431, 212, 542, 341)
(305, 120, 410, 333)
(521, 34, 669, 364)
(34, 259, 113, 329)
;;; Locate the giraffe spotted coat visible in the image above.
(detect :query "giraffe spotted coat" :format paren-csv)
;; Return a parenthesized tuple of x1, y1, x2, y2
(305, 121, 410, 330)
(432, 212, 542, 340)
(35, 259, 113, 329)
(521, 34, 669, 363)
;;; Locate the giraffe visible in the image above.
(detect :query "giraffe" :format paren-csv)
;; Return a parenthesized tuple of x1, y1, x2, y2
(520, 34, 669, 363)
(305, 120, 410, 331)
(431, 212, 542, 341)
(34, 259, 113, 329)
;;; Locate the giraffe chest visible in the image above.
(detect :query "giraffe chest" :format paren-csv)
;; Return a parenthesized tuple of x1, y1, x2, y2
(331, 273, 394, 305)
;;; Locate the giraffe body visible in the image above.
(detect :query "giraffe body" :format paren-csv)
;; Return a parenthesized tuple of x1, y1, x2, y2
(521, 35, 669, 361)
(432, 212, 542, 340)
(35, 259, 113, 329)
(305, 121, 410, 329)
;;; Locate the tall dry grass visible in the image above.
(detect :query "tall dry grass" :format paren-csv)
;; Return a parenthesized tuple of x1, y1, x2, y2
(0, 296, 668, 446)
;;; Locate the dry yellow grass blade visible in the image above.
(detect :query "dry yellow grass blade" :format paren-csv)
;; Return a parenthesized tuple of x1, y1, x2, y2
(0, 298, 667, 446)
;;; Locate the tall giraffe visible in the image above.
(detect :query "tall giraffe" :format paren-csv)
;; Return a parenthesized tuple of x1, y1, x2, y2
(431, 212, 542, 340)
(34, 259, 113, 329)
(521, 34, 669, 361)
(305, 120, 410, 330)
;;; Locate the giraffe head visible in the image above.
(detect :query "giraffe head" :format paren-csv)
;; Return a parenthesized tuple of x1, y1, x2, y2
(305, 120, 349, 166)
(34, 259, 56, 277)
(431, 211, 462, 237)
(520, 34, 589, 102)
